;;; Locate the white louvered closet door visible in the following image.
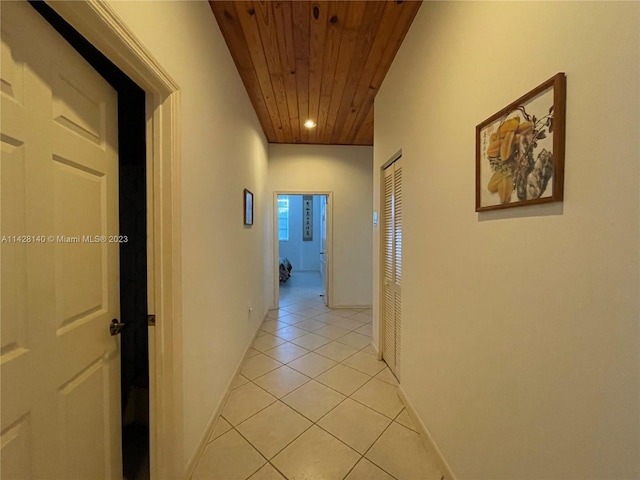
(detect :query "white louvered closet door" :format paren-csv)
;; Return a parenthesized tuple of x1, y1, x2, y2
(382, 157, 403, 378)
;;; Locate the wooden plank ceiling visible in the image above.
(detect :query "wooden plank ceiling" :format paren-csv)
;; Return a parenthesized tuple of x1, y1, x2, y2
(209, 1, 422, 145)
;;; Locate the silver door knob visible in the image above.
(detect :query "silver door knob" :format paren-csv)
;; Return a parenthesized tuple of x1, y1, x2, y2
(110, 318, 125, 336)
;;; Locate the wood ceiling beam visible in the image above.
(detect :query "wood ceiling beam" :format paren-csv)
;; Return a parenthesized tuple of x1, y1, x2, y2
(337, 1, 404, 144)
(307, 1, 329, 144)
(322, 1, 366, 144)
(346, 2, 421, 144)
(332, 2, 385, 143)
(316, 2, 349, 144)
(273, 2, 300, 143)
(210, 1, 422, 146)
(292, 1, 310, 143)
(210, 1, 278, 141)
(252, 1, 293, 141)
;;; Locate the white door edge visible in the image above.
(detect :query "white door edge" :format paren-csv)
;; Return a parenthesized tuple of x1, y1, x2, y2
(47, 2, 184, 478)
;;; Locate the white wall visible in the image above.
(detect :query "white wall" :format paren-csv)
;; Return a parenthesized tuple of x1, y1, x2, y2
(104, 1, 272, 473)
(279, 195, 322, 271)
(269, 144, 373, 308)
(374, 2, 639, 479)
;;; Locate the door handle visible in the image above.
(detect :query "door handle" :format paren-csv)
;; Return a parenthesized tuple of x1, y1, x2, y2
(110, 318, 125, 336)
(320, 251, 326, 254)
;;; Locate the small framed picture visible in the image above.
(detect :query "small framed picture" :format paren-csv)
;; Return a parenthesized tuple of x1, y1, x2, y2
(476, 73, 566, 212)
(243, 189, 253, 226)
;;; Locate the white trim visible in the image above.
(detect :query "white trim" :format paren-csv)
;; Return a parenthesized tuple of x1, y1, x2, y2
(371, 342, 381, 360)
(273, 191, 334, 308)
(47, 1, 178, 95)
(331, 305, 372, 310)
(397, 386, 457, 480)
(182, 311, 269, 479)
(46, 2, 183, 478)
(382, 148, 403, 170)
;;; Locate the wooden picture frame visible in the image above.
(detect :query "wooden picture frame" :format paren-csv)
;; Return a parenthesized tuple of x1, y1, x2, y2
(476, 73, 566, 212)
(243, 189, 253, 226)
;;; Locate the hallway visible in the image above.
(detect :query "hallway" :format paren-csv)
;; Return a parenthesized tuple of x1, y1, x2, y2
(191, 272, 444, 480)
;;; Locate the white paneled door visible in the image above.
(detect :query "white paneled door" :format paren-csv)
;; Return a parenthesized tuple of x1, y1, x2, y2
(382, 157, 403, 379)
(1, 1, 122, 478)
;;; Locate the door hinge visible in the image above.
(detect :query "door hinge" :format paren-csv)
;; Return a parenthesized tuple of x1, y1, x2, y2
(148, 314, 156, 327)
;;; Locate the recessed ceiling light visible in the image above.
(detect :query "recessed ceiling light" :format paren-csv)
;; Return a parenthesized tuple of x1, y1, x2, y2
(304, 119, 317, 129)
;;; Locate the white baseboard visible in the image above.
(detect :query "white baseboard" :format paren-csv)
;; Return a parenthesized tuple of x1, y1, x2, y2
(371, 342, 382, 361)
(331, 304, 372, 310)
(396, 386, 457, 480)
(268, 306, 371, 312)
(271, 304, 371, 310)
(183, 313, 267, 479)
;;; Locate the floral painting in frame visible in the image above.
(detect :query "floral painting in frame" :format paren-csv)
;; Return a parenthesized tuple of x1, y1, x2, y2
(476, 73, 566, 212)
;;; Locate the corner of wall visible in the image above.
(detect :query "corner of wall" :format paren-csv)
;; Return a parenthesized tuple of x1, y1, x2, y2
(397, 386, 457, 480)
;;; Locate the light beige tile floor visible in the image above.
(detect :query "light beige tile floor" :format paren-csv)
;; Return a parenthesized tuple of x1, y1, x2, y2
(191, 272, 444, 480)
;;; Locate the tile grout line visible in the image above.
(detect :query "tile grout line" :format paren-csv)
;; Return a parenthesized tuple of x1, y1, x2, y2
(252, 338, 391, 405)
(229, 385, 361, 478)
(230, 356, 396, 479)
(350, 410, 406, 480)
(260, 334, 376, 370)
(229, 414, 314, 479)
(272, 372, 400, 479)
(204, 285, 374, 479)
(347, 400, 438, 480)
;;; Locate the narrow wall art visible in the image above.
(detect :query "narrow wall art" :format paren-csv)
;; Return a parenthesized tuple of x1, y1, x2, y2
(244, 188, 253, 225)
(302, 195, 313, 241)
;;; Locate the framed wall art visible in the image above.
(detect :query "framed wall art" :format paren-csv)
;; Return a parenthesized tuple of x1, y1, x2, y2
(302, 195, 313, 241)
(476, 73, 566, 212)
(243, 188, 253, 226)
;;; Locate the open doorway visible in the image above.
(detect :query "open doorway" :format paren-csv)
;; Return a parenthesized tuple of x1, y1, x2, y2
(274, 192, 333, 309)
